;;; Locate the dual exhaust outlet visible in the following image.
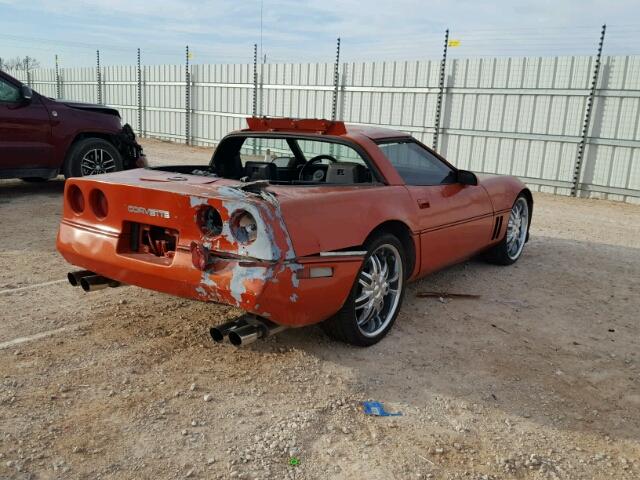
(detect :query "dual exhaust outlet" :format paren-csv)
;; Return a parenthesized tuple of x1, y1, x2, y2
(68, 270, 285, 347)
(67, 270, 121, 292)
(210, 315, 288, 347)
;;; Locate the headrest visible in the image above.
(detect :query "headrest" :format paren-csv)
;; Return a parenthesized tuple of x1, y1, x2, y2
(244, 161, 277, 180)
(326, 162, 368, 184)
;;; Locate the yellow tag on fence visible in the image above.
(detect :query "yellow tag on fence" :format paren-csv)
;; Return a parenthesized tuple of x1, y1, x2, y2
(448, 39, 461, 47)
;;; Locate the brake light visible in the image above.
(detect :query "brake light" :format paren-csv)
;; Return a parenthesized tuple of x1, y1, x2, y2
(67, 185, 85, 214)
(190, 241, 209, 270)
(89, 189, 109, 219)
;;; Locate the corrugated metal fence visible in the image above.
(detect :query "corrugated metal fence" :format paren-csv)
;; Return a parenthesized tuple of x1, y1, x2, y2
(8, 55, 640, 203)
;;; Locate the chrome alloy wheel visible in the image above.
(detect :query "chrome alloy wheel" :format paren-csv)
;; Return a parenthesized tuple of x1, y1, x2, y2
(355, 244, 403, 338)
(80, 149, 117, 176)
(506, 197, 529, 260)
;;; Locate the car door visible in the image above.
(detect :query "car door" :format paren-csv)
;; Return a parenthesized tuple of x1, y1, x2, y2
(0, 76, 53, 170)
(377, 139, 494, 275)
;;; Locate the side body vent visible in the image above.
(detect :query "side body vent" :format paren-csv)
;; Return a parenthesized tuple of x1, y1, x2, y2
(491, 215, 504, 240)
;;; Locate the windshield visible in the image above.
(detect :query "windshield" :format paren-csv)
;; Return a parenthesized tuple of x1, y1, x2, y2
(210, 135, 376, 185)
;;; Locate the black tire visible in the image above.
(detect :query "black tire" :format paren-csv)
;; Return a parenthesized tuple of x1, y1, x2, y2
(20, 177, 49, 183)
(321, 233, 407, 346)
(484, 194, 531, 266)
(63, 138, 124, 179)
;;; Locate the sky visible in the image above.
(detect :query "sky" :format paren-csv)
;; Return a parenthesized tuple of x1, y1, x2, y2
(0, 0, 639, 68)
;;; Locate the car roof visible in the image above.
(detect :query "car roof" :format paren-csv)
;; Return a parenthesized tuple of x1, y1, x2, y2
(344, 124, 411, 140)
(239, 117, 411, 141)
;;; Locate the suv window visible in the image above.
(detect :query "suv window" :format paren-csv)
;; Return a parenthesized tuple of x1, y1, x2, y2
(378, 140, 456, 185)
(0, 78, 20, 103)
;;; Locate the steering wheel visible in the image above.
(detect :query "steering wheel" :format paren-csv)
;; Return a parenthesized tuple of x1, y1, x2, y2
(298, 154, 338, 181)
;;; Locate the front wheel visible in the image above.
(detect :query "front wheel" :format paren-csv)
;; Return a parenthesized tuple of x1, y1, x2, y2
(321, 233, 407, 346)
(64, 138, 124, 178)
(484, 195, 530, 265)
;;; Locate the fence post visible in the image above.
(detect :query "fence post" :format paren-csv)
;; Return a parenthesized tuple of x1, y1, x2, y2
(253, 44, 258, 117)
(338, 62, 348, 121)
(96, 49, 102, 105)
(137, 48, 143, 137)
(259, 54, 264, 116)
(571, 24, 606, 197)
(331, 37, 341, 121)
(24, 57, 31, 87)
(185, 45, 191, 145)
(433, 29, 449, 152)
(252, 44, 258, 155)
(55, 54, 61, 99)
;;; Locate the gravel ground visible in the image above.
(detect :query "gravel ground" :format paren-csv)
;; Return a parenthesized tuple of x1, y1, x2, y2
(0, 138, 639, 480)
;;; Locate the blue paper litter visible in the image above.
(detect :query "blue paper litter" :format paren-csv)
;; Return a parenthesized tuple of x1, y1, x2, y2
(360, 401, 402, 417)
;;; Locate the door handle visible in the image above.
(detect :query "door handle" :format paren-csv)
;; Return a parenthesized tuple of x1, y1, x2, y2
(417, 199, 430, 209)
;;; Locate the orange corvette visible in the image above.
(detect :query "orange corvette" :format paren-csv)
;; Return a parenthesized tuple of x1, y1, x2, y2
(57, 117, 532, 346)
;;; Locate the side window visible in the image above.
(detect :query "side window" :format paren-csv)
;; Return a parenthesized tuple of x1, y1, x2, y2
(0, 79, 21, 103)
(378, 140, 456, 185)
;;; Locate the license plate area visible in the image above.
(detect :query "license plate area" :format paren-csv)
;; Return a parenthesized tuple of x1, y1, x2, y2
(118, 222, 179, 265)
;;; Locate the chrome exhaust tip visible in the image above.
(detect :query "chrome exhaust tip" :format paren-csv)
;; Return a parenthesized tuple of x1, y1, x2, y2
(209, 315, 288, 346)
(209, 317, 249, 343)
(79, 275, 120, 292)
(67, 270, 94, 287)
(228, 324, 260, 346)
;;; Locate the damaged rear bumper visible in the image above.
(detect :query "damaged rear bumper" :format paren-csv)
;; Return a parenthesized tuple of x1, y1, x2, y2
(57, 220, 363, 327)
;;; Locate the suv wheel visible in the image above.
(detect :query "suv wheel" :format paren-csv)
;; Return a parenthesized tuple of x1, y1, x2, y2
(64, 138, 123, 178)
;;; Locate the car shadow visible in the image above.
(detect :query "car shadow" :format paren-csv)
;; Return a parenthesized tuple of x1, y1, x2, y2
(256, 235, 640, 442)
(0, 177, 65, 200)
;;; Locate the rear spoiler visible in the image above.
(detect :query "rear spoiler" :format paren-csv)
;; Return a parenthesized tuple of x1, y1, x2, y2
(245, 117, 347, 136)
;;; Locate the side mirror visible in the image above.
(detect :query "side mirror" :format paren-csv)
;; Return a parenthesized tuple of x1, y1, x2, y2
(457, 169, 478, 186)
(20, 85, 33, 103)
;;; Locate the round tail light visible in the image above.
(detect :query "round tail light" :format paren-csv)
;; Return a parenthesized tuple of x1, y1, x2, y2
(230, 210, 258, 244)
(67, 184, 85, 214)
(197, 206, 223, 237)
(89, 189, 108, 219)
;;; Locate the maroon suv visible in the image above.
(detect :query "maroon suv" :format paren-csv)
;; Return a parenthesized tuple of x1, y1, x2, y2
(0, 70, 146, 182)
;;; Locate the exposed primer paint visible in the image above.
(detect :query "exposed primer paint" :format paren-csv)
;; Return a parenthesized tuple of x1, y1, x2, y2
(249, 188, 296, 259)
(229, 265, 269, 304)
(195, 286, 208, 297)
(287, 263, 303, 288)
(201, 272, 218, 288)
(220, 198, 280, 260)
(189, 196, 209, 208)
(190, 183, 301, 321)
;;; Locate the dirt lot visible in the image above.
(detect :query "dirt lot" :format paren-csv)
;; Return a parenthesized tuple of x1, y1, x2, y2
(1, 138, 639, 480)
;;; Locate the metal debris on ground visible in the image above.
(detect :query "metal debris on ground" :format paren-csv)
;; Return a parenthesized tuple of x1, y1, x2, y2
(416, 291, 481, 299)
(359, 401, 402, 417)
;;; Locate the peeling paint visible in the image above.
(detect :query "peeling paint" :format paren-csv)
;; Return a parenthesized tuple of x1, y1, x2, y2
(287, 263, 303, 288)
(189, 196, 209, 208)
(187, 183, 304, 321)
(229, 266, 269, 305)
